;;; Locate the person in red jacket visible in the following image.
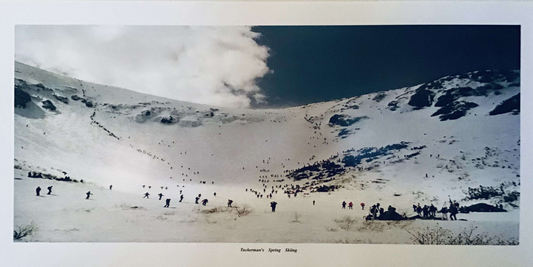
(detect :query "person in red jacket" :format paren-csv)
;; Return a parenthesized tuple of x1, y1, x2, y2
(360, 203, 365, 210)
(348, 202, 354, 209)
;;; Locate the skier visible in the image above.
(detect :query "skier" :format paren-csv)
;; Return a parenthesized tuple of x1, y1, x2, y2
(180, 195, 184, 202)
(164, 198, 171, 208)
(202, 199, 208, 206)
(360, 203, 365, 210)
(47, 186, 53, 195)
(342, 201, 347, 209)
(158, 193, 164, 200)
(86, 191, 92, 199)
(195, 196, 200, 204)
(228, 199, 233, 207)
(348, 202, 353, 209)
(143, 192, 150, 199)
(313, 200, 315, 205)
(36, 186, 41, 196)
(270, 201, 278, 212)
(109, 185, 113, 190)
(214, 192, 216, 197)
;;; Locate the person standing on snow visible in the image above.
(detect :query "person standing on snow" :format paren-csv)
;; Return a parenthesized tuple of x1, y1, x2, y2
(348, 202, 353, 209)
(180, 195, 184, 202)
(164, 198, 171, 208)
(86, 191, 93, 199)
(228, 199, 233, 207)
(202, 199, 208, 206)
(143, 192, 150, 199)
(195, 196, 200, 204)
(360, 203, 365, 210)
(270, 201, 278, 212)
(47, 186, 53, 195)
(158, 193, 164, 200)
(342, 201, 346, 209)
(36, 186, 41, 196)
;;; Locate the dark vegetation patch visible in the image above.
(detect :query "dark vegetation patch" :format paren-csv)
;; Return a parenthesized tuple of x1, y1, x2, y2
(342, 142, 410, 167)
(71, 95, 81, 101)
(53, 94, 69, 104)
(489, 93, 520, 116)
(387, 101, 399, 111)
(463, 183, 520, 204)
(15, 86, 32, 108)
(287, 157, 345, 181)
(408, 89, 435, 109)
(338, 128, 351, 138)
(81, 99, 94, 108)
(316, 185, 341, 192)
(372, 92, 386, 102)
(27, 171, 79, 183)
(41, 100, 57, 111)
(431, 101, 478, 121)
(462, 203, 506, 213)
(328, 114, 368, 127)
(161, 116, 175, 124)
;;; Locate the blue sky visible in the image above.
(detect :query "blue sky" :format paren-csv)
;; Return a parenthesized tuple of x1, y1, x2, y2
(252, 25, 520, 108)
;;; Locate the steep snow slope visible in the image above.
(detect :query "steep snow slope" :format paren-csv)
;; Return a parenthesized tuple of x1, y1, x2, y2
(14, 62, 520, 242)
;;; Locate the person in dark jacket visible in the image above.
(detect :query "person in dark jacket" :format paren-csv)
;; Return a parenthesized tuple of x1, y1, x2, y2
(342, 201, 347, 209)
(180, 195, 184, 202)
(47, 186, 53, 195)
(228, 199, 233, 207)
(36, 186, 41, 196)
(158, 193, 164, 200)
(195, 196, 200, 204)
(143, 192, 150, 199)
(449, 204, 458, 221)
(270, 201, 278, 212)
(202, 199, 208, 206)
(86, 191, 92, 199)
(164, 198, 171, 208)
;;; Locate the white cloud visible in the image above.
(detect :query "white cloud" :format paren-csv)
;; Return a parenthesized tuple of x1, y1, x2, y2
(15, 26, 271, 108)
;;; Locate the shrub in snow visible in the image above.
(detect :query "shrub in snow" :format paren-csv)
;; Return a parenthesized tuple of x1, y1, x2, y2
(13, 222, 38, 241)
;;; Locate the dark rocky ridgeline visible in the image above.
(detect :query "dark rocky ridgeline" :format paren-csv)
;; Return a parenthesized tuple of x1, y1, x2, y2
(489, 93, 520, 116)
(431, 101, 479, 121)
(71, 95, 81, 101)
(41, 100, 57, 111)
(342, 142, 410, 167)
(328, 114, 368, 127)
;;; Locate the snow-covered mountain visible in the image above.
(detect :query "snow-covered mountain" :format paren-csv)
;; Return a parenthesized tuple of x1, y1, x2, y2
(14, 62, 520, 242)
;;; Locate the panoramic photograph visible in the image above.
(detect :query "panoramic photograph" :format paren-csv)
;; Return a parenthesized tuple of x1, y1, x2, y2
(13, 25, 520, 244)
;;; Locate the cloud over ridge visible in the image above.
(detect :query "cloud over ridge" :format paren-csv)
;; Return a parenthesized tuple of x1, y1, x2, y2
(15, 26, 271, 108)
